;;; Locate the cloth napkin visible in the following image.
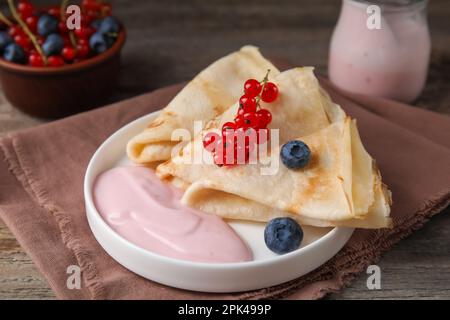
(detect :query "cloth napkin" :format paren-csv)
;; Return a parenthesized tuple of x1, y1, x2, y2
(0, 78, 449, 300)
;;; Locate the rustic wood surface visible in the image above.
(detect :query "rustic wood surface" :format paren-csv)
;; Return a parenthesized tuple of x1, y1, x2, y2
(0, 0, 449, 300)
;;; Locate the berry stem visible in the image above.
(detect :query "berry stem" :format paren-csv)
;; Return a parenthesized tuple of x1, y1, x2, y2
(0, 11, 13, 27)
(69, 31, 77, 48)
(6, 0, 47, 65)
(260, 69, 271, 84)
(255, 69, 271, 106)
(60, 0, 69, 21)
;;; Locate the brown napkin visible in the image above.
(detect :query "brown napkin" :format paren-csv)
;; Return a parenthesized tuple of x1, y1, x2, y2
(0, 80, 449, 300)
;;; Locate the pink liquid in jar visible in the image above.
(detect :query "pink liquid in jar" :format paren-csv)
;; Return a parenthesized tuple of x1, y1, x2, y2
(329, 0, 431, 103)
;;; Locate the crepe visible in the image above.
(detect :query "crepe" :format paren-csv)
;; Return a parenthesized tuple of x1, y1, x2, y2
(127, 46, 280, 164)
(177, 168, 391, 229)
(157, 67, 392, 229)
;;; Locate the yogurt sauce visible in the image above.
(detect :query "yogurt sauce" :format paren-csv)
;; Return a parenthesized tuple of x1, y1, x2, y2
(93, 166, 252, 263)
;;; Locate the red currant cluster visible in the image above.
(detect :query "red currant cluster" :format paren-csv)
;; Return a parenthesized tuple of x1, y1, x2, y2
(203, 70, 279, 166)
(0, 0, 117, 67)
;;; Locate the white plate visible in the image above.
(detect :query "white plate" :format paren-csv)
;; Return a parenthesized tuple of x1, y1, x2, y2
(84, 111, 354, 293)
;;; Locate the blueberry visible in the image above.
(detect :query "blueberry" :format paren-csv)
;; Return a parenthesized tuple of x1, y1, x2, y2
(37, 14, 58, 36)
(42, 34, 64, 56)
(90, 19, 102, 30)
(264, 217, 303, 254)
(3, 43, 26, 63)
(98, 17, 120, 35)
(0, 32, 12, 53)
(89, 32, 114, 54)
(280, 140, 311, 170)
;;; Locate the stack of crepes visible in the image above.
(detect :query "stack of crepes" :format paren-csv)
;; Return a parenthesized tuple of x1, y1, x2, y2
(127, 46, 392, 229)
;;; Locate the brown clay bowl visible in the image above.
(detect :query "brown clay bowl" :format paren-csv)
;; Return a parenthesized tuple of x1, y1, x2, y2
(0, 29, 126, 118)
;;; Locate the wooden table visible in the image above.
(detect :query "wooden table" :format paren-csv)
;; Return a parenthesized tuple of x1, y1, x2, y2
(0, 0, 449, 299)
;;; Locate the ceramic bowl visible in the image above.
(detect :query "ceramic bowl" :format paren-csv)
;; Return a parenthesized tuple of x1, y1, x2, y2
(0, 28, 126, 118)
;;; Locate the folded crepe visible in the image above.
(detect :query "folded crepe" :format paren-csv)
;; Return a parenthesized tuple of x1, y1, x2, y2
(157, 68, 392, 229)
(127, 46, 280, 164)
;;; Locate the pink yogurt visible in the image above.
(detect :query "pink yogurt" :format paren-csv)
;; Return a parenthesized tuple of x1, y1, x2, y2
(329, 0, 430, 103)
(93, 166, 252, 263)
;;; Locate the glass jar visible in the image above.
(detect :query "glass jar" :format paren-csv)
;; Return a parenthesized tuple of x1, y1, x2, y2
(328, 0, 430, 103)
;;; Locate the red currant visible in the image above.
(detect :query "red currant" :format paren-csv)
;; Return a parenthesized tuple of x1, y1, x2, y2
(244, 79, 262, 98)
(222, 121, 236, 132)
(236, 107, 245, 118)
(212, 151, 225, 167)
(62, 46, 76, 61)
(8, 25, 23, 37)
(234, 127, 253, 148)
(17, 2, 34, 19)
(76, 43, 90, 58)
(212, 138, 225, 165)
(215, 137, 237, 167)
(239, 95, 257, 113)
(235, 132, 256, 164)
(61, 35, 70, 46)
(101, 3, 112, 16)
(14, 34, 31, 50)
(222, 129, 236, 146)
(25, 15, 38, 33)
(47, 55, 65, 67)
(85, 27, 95, 37)
(241, 112, 259, 128)
(82, 0, 101, 11)
(59, 21, 68, 34)
(47, 6, 60, 18)
(234, 115, 245, 128)
(80, 15, 91, 27)
(77, 38, 88, 45)
(256, 109, 272, 128)
(74, 26, 94, 39)
(235, 114, 256, 129)
(28, 53, 44, 67)
(82, 10, 98, 26)
(36, 35, 44, 45)
(261, 82, 279, 103)
(202, 132, 219, 152)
